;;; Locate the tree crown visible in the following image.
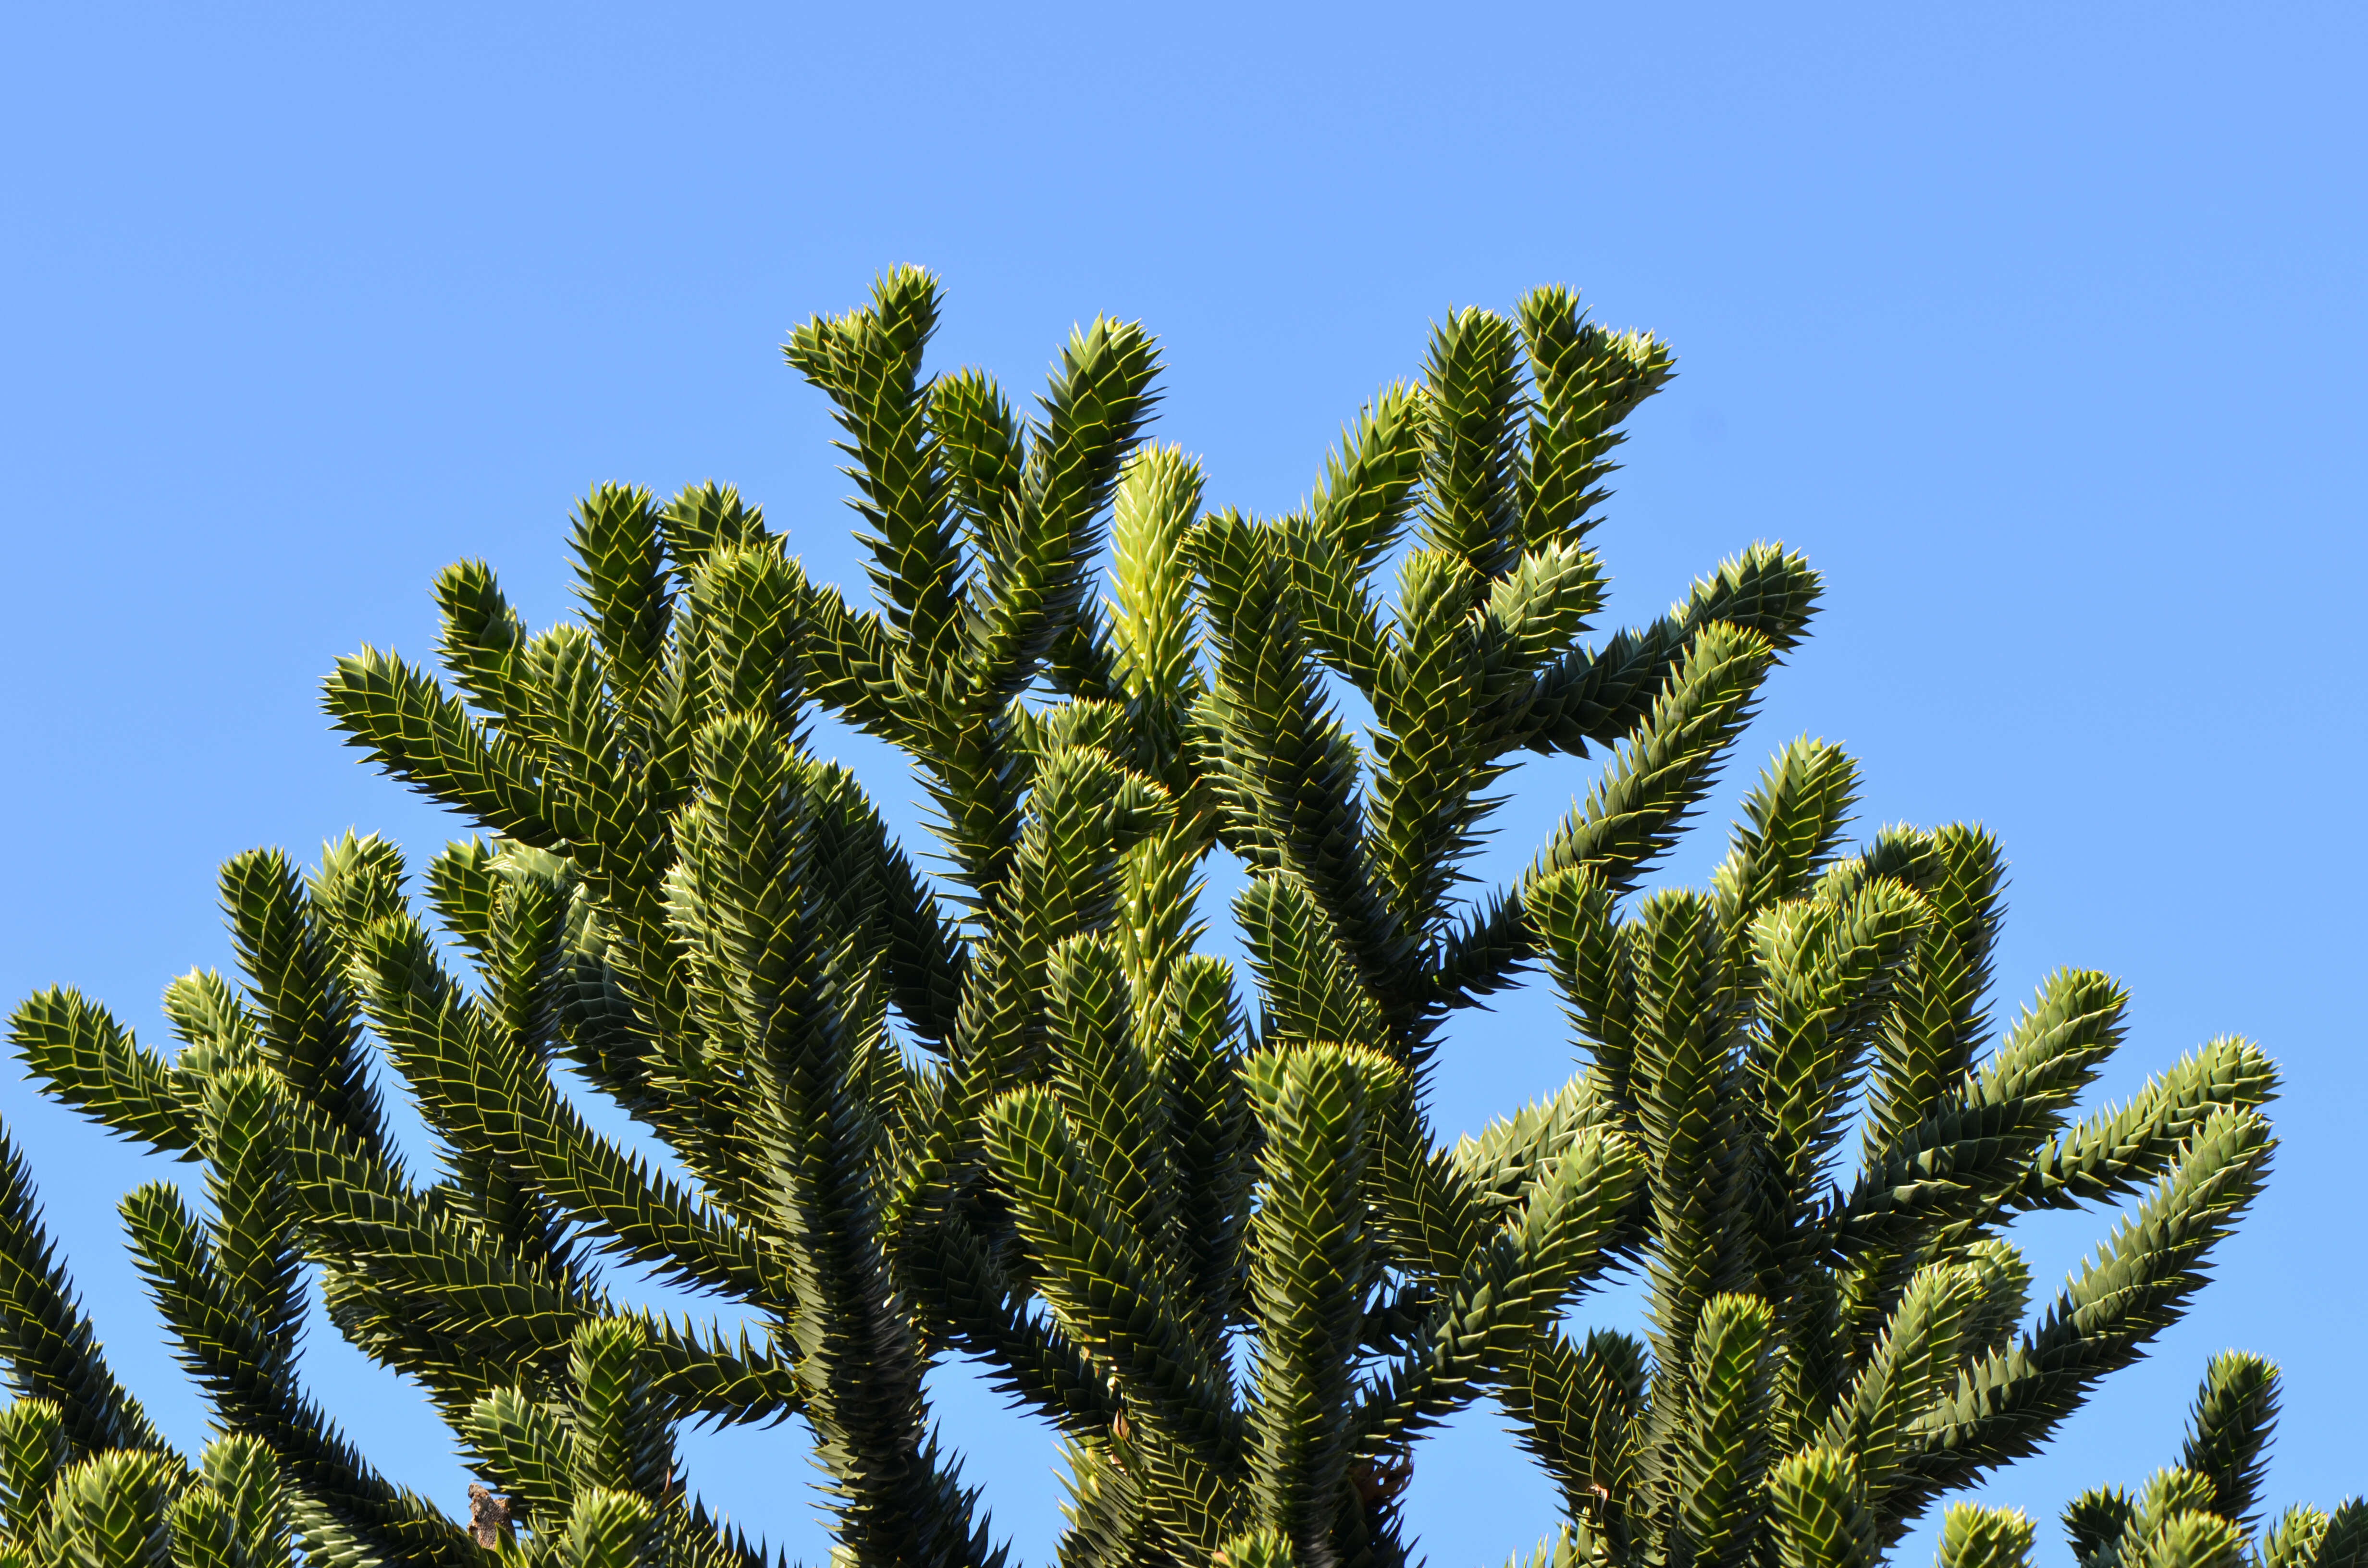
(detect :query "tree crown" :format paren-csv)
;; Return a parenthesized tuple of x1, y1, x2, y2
(0, 269, 2292, 1568)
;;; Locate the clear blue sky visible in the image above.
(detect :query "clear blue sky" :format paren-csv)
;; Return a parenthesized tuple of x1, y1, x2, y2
(2, 4, 2360, 1563)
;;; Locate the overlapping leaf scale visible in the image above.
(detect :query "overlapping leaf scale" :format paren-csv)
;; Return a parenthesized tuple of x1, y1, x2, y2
(1498, 1328, 1648, 1540)
(1372, 1105, 1485, 1287)
(1109, 445, 1210, 721)
(1748, 876, 1930, 1252)
(1366, 549, 1502, 950)
(277, 1098, 797, 1427)
(784, 266, 964, 663)
(1270, 508, 1391, 702)
(113, 1184, 467, 1568)
(1355, 1129, 1641, 1457)
(190, 1434, 296, 1568)
(2178, 1351, 2278, 1531)
(193, 1072, 303, 1345)
(1628, 893, 1749, 1384)
(797, 578, 908, 745)
(1894, 1109, 2273, 1510)
(9, 993, 197, 1159)
(1048, 1428, 1155, 1565)
(2011, 1037, 2278, 1213)
(433, 559, 538, 739)
(1937, 1504, 2037, 1568)
(1113, 822, 1207, 1031)
(670, 712, 822, 1061)
(984, 1087, 1237, 1472)
(1235, 872, 1390, 1059)
(1515, 544, 1820, 760)
(1414, 306, 1526, 581)
(1155, 958, 1252, 1339)
(1817, 1263, 1970, 1504)
(1003, 747, 1169, 979)
(1766, 1447, 1873, 1568)
(2257, 1506, 2330, 1568)
(1243, 1044, 1394, 1558)
(1831, 969, 2129, 1254)
(905, 1211, 1116, 1440)
(659, 481, 776, 611)
(931, 368, 1024, 557)
(947, 744, 1166, 1105)
(686, 768, 926, 1557)
(464, 1384, 572, 1528)
(1047, 938, 1171, 1260)
(159, 971, 264, 1079)
(569, 485, 675, 730)
(0, 1135, 165, 1457)
(0, 1398, 73, 1537)
(2269, 1501, 2368, 1568)
(564, 1320, 672, 1504)
(1662, 1295, 1774, 1568)
(1526, 868, 1637, 1102)
(353, 910, 770, 1305)
(1860, 826, 2005, 1155)
(1429, 621, 1775, 1010)
(218, 849, 390, 1157)
(1449, 1075, 1617, 1230)
(1516, 284, 1675, 551)
(965, 318, 1159, 702)
(1712, 741, 1861, 942)
(1473, 541, 1609, 719)
(559, 1489, 658, 1568)
(531, 628, 674, 947)
(45, 1449, 184, 1568)
(1267, 382, 1423, 700)
(1110, 1421, 1241, 1559)
(321, 646, 563, 846)
(1193, 511, 1403, 1003)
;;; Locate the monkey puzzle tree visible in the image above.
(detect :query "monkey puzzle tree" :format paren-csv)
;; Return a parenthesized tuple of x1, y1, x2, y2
(0, 269, 2284, 1568)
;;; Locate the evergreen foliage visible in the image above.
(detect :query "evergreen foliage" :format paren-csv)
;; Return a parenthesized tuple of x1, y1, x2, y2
(0, 269, 2290, 1567)
(1936, 1354, 2363, 1568)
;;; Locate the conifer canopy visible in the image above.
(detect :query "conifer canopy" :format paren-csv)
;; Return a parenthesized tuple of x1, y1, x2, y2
(0, 269, 2311, 1568)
